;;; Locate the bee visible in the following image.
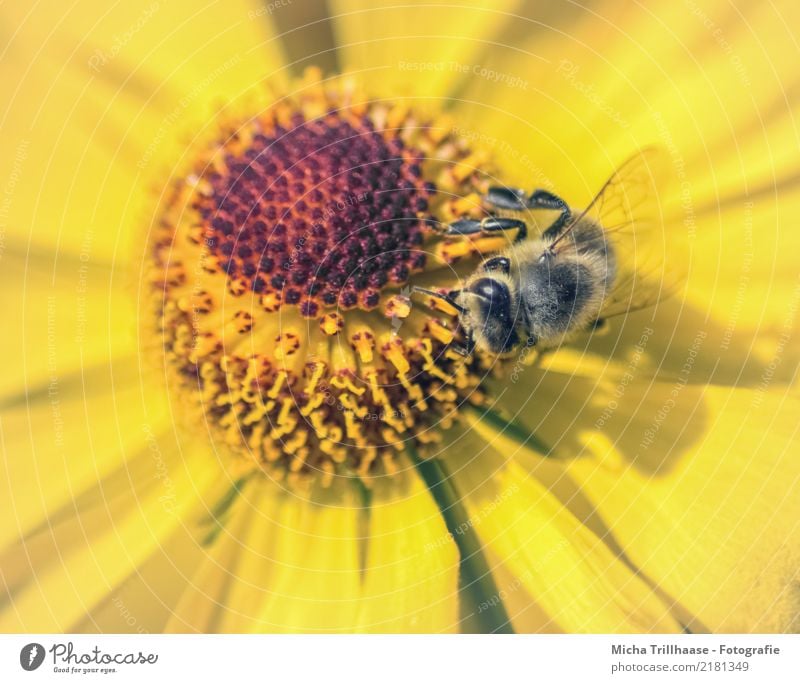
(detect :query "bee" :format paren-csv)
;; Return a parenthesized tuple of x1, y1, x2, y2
(415, 148, 675, 355)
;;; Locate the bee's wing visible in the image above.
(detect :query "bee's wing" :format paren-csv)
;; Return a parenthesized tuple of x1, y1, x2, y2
(576, 147, 683, 320)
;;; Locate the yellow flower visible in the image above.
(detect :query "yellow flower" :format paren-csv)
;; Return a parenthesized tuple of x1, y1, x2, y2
(2, 0, 799, 634)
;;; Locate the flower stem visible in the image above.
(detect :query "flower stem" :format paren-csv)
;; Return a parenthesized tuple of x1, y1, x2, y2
(200, 474, 253, 546)
(409, 447, 515, 634)
(466, 403, 554, 457)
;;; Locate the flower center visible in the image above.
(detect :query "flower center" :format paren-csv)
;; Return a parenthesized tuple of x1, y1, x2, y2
(147, 72, 504, 487)
(198, 105, 430, 313)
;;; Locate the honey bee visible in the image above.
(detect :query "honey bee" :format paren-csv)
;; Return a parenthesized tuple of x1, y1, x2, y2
(416, 148, 675, 355)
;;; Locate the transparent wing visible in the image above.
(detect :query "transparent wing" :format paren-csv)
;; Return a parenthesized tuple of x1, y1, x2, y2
(572, 148, 683, 320)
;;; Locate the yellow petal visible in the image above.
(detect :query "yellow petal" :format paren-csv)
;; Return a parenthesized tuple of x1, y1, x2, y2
(682, 186, 800, 334)
(330, 0, 519, 99)
(0, 376, 171, 551)
(219, 487, 362, 633)
(445, 431, 681, 632)
(453, 1, 799, 202)
(485, 559, 563, 633)
(0, 254, 137, 402)
(571, 385, 800, 632)
(230, 470, 461, 633)
(0, 0, 285, 261)
(75, 521, 212, 633)
(164, 490, 267, 633)
(0, 443, 220, 631)
(355, 470, 460, 632)
(169, 470, 459, 633)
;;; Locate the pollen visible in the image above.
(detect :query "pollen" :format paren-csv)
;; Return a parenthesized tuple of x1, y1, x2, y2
(147, 69, 503, 487)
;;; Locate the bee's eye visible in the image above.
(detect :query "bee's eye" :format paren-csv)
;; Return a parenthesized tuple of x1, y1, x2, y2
(469, 279, 515, 324)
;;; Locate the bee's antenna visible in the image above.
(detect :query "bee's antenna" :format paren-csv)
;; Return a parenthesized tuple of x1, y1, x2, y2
(548, 219, 579, 250)
(411, 286, 466, 314)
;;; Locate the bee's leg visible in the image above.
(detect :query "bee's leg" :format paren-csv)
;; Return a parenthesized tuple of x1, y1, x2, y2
(446, 217, 527, 242)
(484, 188, 571, 238)
(450, 331, 475, 357)
(527, 190, 572, 238)
(483, 187, 529, 210)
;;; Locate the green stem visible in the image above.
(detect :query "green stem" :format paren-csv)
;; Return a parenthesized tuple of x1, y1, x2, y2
(409, 447, 515, 634)
(466, 402, 554, 457)
(354, 478, 373, 579)
(200, 474, 252, 546)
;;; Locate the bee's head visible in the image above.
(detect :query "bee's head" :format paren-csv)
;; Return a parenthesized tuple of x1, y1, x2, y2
(453, 275, 521, 354)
